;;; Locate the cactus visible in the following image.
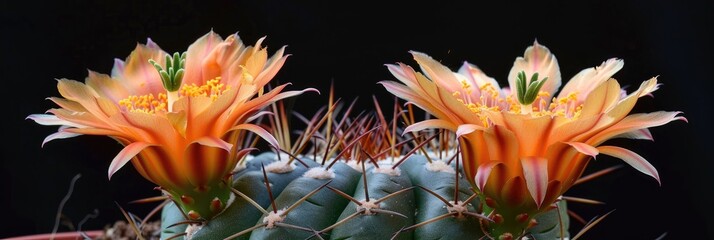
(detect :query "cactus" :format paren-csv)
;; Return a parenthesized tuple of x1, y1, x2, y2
(29, 30, 684, 240)
(160, 152, 570, 240)
(157, 95, 571, 240)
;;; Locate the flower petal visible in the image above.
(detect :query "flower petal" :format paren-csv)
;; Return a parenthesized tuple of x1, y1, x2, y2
(108, 142, 154, 180)
(42, 130, 81, 147)
(456, 124, 484, 137)
(85, 71, 131, 103)
(194, 136, 233, 152)
(502, 112, 553, 156)
(558, 58, 623, 100)
(246, 110, 275, 123)
(508, 41, 561, 97)
(117, 40, 167, 95)
(598, 146, 660, 185)
(613, 129, 654, 141)
(227, 123, 279, 150)
(475, 161, 505, 193)
(484, 125, 520, 175)
(458, 61, 502, 94)
(184, 137, 234, 187)
(564, 142, 599, 158)
(501, 176, 528, 207)
(166, 111, 187, 137)
(521, 157, 548, 208)
(589, 111, 686, 146)
(184, 31, 223, 85)
(411, 51, 461, 94)
(27, 114, 81, 127)
(403, 119, 457, 136)
(580, 79, 621, 117)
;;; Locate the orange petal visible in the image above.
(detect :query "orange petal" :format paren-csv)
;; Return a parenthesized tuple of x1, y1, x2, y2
(27, 114, 80, 127)
(184, 137, 233, 187)
(542, 180, 562, 210)
(122, 111, 181, 144)
(254, 53, 288, 88)
(184, 31, 223, 85)
(193, 88, 240, 136)
(475, 161, 505, 191)
(227, 124, 279, 150)
(85, 71, 131, 103)
(380, 80, 452, 121)
(167, 111, 187, 137)
(588, 111, 686, 146)
(549, 114, 602, 144)
(108, 142, 154, 180)
(508, 41, 561, 97)
(457, 61, 502, 95)
(580, 79, 621, 117)
(41, 130, 81, 147)
(459, 133, 491, 185)
(501, 176, 528, 207)
(56, 79, 117, 122)
(201, 34, 245, 85)
(613, 129, 653, 141)
(119, 40, 167, 95)
(564, 142, 599, 158)
(502, 112, 553, 156)
(484, 125, 520, 175)
(456, 124, 485, 137)
(598, 146, 660, 185)
(242, 47, 268, 79)
(47, 97, 86, 112)
(221, 84, 288, 129)
(411, 51, 461, 94)
(171, 95, 212, 122)
(478, 161, 508, 198)
(47, 109, 106, 129)
(521, 157, 548, 208)
(558, 58, 623, 100)
(403, 119, 457, 135)
(603, 77, 659, 124)
(64, 127, 126, 137)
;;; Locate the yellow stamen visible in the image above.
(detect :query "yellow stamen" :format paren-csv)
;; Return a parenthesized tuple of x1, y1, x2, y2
(119, 93, 168, 114)
(119, 77, 230, 114)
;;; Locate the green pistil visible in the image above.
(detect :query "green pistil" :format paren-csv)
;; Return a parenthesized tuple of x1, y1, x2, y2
(149, 52, 186, 92)
(515, 71, 548, 105)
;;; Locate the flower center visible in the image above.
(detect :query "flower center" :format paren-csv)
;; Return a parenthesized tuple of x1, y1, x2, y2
(451, 71, 583, 126)
(118, 77, 230, 114)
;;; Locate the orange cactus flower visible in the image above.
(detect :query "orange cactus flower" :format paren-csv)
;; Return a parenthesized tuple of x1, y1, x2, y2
(381, 41, 685, 237)
(28, 31, 316, 220)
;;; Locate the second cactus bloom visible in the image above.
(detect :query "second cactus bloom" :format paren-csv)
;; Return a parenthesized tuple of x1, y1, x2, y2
(28, 31, 316, 220)
(381, 41, 686, 238)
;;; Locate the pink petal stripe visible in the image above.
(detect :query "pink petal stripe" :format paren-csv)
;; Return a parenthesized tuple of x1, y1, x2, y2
(272, 88, 320, 102)
(108, 142, 154, 180)
(614, 129, 654, 141)
(27, 114, 83, 127)
(475, 161, 504, 191)
(521, 157, 548, 208)
(246, 110, 275, 122)
(403, 119, 456, 136)
(564, 142, 599, 158)
(42, 131, 81, 147)
(456, 124, 483, 137)
(194, 136, 233, 152)
(598, 146, 661, 185)
(229, 124, 279, 150)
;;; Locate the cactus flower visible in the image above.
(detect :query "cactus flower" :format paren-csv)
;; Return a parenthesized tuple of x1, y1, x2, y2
(29, 31, 315, 220)
(381, 41, 685, 238)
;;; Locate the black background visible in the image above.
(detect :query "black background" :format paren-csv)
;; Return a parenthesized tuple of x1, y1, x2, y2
(1, 0, 711, 239)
